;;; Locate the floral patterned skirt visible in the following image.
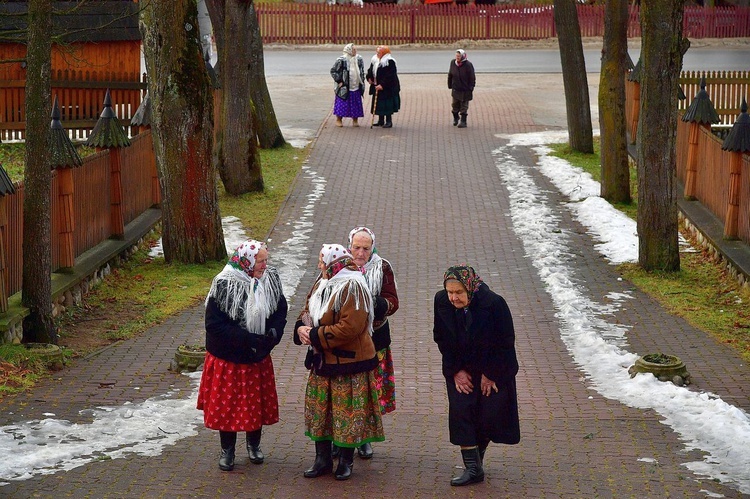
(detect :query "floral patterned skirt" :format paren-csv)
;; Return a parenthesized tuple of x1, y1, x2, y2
(333, 89, 364, 119)
(375, 347, 396, 414)
(304, 369, 385, 448)
(197, 353, 279, 432)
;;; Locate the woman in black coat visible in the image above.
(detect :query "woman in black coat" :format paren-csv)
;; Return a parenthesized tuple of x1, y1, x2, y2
(366, 45, 400, 128)
(433, 265, 519, 486)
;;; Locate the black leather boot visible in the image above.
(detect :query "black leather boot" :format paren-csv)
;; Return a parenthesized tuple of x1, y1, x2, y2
(373, 115, 384, 127)
(452, 111, 459, 126)
(450, 447, 484, 486)
(304, 441, 333, 478)
(458, 113, 467, 128)
(246, 429, 264, 464)
(478, 439, 490, 465)
(383, 114, 393, 128)
(219, 431, 236, 471)
(332, 443, 341, 459)
(357, 442, 373, 459)
(335, 446, 355, 480)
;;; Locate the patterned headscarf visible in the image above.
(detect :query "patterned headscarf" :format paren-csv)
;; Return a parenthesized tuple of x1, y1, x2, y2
(320, 244, 357, 279)
(456, 49, 467, 63)
(443, 264, 483, 303)
(343, 43, 354, 56)
(228, 240, 266, 277)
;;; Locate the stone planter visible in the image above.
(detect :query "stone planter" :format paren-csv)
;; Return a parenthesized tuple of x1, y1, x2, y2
(170, 344, 205, 373)
(628, 353, 691, 386)
(25, 342, 64, 371)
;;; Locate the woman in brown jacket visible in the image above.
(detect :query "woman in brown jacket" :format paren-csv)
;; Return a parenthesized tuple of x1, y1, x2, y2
(294, 244, 385, 481)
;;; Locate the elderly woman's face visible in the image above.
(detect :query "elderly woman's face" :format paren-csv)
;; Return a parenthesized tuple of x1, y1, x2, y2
(376, 46, 386, 58)
(455, 52, 462, 63)
(318, 253, 326, 274)
(252, 248, 268, 278)
(351, 46, 357, 56)
(445, 279, 469, 309)
(349, 232, 373, 268)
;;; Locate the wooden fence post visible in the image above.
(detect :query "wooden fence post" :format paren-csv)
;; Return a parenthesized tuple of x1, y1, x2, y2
(681, 77, 720, 200)
(721, 98, 750, 240)
(0, 166, 15, 313)
(85, 89, 131, 240)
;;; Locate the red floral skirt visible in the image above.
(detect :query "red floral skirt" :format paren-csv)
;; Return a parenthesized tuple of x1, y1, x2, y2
(197, 352, 279, 432)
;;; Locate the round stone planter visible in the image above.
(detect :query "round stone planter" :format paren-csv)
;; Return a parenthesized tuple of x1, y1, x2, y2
(628, 353, 691, 386)
(25, 342, 64, 371)
(170, 344, 205, 373)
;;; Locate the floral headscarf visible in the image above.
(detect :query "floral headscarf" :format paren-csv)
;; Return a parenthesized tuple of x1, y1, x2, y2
(443, 264, 483, 303)
(343, 43, 354, 56)
(228, 240, 265, 277)
(321, 244, 358, 279)
(456, 49, 467, 66)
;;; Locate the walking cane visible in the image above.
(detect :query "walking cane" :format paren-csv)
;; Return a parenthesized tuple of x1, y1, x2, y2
(370, 89, 379, 129)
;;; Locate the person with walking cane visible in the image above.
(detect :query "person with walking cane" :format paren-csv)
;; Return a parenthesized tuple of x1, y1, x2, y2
(367, 45, 400, 129)
(448, 49, 475, 128)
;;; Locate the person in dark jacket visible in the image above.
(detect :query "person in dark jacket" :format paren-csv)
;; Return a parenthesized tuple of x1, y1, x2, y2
(330, 43, 366, 127)
(197, 240, 288, 472)
(295, 244, 384, 481)
(433, 264, 520, 486)
(366, 45, 401, 128)
(447, 49, 476, 128)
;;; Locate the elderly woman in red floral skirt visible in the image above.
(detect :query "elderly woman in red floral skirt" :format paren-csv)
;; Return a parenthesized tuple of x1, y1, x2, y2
(197, 240, 288, 471)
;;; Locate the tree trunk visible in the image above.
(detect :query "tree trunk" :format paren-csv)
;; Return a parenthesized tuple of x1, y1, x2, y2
(636, 0, 685, 271)
(205, 0, 264, 195)
(246, 1, 285, 149)
(598, 0, 631, 203)
(553, 0, 594, 153)
(140, 0, 226, 264)
(22, 0, 56, 344)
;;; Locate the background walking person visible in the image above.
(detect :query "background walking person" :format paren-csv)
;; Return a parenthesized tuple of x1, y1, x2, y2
(330, 43, 366, 127)
(448, 49, 476, 128)
(367, 45, 400, 128)
(197, 240, 288, 472)
(433, 265, 519, 486)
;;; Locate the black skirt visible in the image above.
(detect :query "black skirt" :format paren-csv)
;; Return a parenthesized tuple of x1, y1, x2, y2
(446, 376, 520, 446)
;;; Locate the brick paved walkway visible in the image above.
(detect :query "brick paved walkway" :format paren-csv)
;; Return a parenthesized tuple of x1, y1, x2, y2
(1, 74, 748, 498)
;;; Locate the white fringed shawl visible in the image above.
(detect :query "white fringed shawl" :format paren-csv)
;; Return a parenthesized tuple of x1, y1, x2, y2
(205, 265, 284, 335)
(308, 268, 374, 334)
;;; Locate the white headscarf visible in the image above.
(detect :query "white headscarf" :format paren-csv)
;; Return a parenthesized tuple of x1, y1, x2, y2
(308, 244, 373, 332)
(347, 226, 397, 297)
(206, 240, 283, 335)
(343, 44, 361, 90)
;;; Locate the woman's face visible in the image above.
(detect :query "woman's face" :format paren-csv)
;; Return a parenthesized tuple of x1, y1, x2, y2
(252, 248, 268, 278)
(351, 46, 357, 56)
(455, 52, 462, 64)
(317, 253, 326, 274)
(445, 279, 469, 309)
(376, 46, 386, 58)
(349, 232, 373, 268)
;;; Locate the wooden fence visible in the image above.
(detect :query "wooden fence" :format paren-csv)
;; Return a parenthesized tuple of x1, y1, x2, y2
(2, 129, 158, 298)
(679, 71, 750, 126)
(0, 69, 146, 142)
(256, 4, 750, 44)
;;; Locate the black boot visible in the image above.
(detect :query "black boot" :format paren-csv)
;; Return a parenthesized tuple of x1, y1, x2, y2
(373, 115, 384, 127)
(383, 114, 393, 128)
(332, 443, 341, 459)
(335, 447, 355, 480)
(219, 431, 237, 471)
(450, 447, 484, 486)
(458, 113, 467, 128)
(246, 429, 264, 464)
(357, 442, 373, 459)
(304, 441, 333, 478)
(478, 438, 490, 464)
(452, 111, 459, 126)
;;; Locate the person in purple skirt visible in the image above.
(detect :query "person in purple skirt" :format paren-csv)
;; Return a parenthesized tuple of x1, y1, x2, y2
(330, 43, 366, 127)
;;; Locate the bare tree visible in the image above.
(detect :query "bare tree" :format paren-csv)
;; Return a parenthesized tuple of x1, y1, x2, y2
(140, 0, 226, 264)
(636, 0, 686, 271)
(553, 0, 594, 153)
(21, 0, 56, 344)
(598, 0, 631, 203)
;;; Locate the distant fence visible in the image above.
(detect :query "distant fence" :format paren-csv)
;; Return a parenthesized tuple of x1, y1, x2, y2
(256, 4, 750, 44)
(0, 69, 146, 142)
(2, 130, 158, 298)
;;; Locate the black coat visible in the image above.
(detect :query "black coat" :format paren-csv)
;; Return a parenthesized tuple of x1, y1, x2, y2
(433, 283, 518, 383)
(366, 58, 400, 99)
(447, 59, 475, 101)
(205, 281, 288, 365)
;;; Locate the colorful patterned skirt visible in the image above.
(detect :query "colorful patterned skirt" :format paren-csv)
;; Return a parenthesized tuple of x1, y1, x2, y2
(375, 347, 396, 414)
(304, 369, 385, 448)
(333, 88, 364, 119)
(197, 352, 279, 432)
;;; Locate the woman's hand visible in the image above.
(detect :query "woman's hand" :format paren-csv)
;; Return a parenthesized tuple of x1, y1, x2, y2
(338, 82, 343, 87)
(297, 325, 312, 345)
(376, 84, 383, 91)
(481, 374, 498, 397)
(453, 370, 473, 394)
